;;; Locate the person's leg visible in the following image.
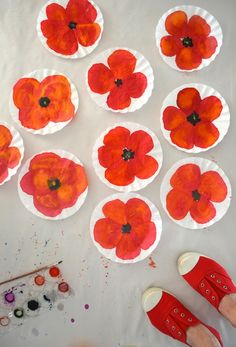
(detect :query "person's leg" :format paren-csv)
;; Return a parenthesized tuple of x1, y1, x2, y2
(186, 324, 221, 347)
(219, 293, 236, 327)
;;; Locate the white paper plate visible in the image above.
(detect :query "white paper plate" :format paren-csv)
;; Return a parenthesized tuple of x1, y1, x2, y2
(0, 122, 24, 185)
(86, 47, 154, 113)
(160, 157, 231, 229)
(10, 69, 79, 135)
(92, 122, 163, 191)
(37, 0, 104, 59)
(90, 193, 162, 264)
(160, 83, 230, 153)
(155, 5, 223, 71)
(18, 149, 88, 220)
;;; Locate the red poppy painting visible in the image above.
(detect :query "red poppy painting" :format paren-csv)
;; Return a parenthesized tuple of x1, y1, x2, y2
(156, 7, 222, 71)
(96, 125, 160, 188)
(93, 197, 157, 261)
(0, 124, 22, 185)
(166, 163, 228, 224)
(12, 74, 76, 132)
(162, 87, 223, 150)
(39, 0, 102, 57)
(87, 49, 151, 111)
(19, 152, 88, 218)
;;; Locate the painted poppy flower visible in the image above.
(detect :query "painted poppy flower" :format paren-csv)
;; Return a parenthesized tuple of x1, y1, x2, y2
(20, 152, 88, 217)
(88, 49, 147, 110)
(40, 0, 101, 56)
(98, 126, 158, 186)
(160, 11, 218, 70)
(163, 87, 222, 149)
(94, 198, 156, 260)
(13, 75, 75, 130)
(0, 125, 21, 184)
(166, 163, 227, 224)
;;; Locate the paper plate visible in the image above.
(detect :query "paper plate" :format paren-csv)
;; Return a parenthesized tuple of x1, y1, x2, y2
(0, 122, 24, 185)
(160, 157, 231, 229)
(10, 69, 79, 135)
(86, 47, 154, 113)
(90, 193, 162, 264)
(92, 122, 163, 191)
(37, 0, 104, 59)
(18, 150, 88, 220)
(155, 5, 223, 71)
(160, 84, 230, 153)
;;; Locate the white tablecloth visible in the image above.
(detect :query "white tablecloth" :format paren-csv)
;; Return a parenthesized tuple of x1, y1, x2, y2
(0, 0, 235, 346)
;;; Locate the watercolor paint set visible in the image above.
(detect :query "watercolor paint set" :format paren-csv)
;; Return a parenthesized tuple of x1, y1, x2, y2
(0, 263, 71, 334)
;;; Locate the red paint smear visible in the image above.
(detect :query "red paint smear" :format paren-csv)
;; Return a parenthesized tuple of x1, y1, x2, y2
(148, 257, 156, 268)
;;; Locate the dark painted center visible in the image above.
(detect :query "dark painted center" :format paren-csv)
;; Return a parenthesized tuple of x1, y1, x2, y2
(187, 111, 201, 126)
(14, 308, 24, 318)
(27, 300, 39, 311)
(48, 178, 61, 191)
(182, 37, 193, 47)
(114, 79, 123, 87)
(122, 223, 132, 233)
(39, 96, 50, 108)
(68, 21, 77, 29)
(192, 190, 201, 201)
(122, 148, 135, 161)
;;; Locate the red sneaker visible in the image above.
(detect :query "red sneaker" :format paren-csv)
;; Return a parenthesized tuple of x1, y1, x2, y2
(178, 252, 236, 310)
(142, 288, 223, 346)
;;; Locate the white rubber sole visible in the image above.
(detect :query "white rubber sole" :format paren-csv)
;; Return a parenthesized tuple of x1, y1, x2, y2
(142, 287, 164, 313)
(178, 252, 210, 276)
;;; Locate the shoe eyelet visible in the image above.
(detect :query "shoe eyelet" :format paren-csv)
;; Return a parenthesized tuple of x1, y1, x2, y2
(178, 331, 182, 336)
(217, 279, 221, 283)
(200, 283, 205, 287)
(174, 308, 178, 313)
(172, 326, 175, 331)
(166, 319, 169, 324)
(212, 296, 216, 300)
(211, 274, 215, 278)
(206, 289, 210, 294)
(188, 318, 192, 322)
(223, 285, 228, 290)
(180, 313, 185, 318)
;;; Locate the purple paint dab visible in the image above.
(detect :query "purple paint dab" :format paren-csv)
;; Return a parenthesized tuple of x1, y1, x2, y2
(84, 304, 89, 310)
(4, 292, 15, 303)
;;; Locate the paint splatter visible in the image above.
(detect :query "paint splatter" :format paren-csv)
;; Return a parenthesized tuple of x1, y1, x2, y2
(148, 257, 156, 268)
(70, 318, 75, 323)
(32, 328, 39, 336)
(84, 304, 89, 310)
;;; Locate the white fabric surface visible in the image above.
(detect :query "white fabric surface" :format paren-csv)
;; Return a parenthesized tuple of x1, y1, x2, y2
(0, 0, 235, 346)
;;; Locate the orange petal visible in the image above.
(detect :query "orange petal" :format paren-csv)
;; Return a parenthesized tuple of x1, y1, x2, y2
(0, 158, 8, 184)
(127, 130, 154, 155)
(45, 3, 66, 21)
(76, 23, 101, 47)
(165, 11, 188, 36)
(116, 234, 141, 260)
(123, 72, 147, 98)
(57, 184, 79, 208)
(175, 47, 202, 70)
(166, 189, 193, 220)
(170, 163, 201, 192)
(196, 36, 217, 58)
(194, 121, 219, 148)
(103, 126, 130, 148)
(43, 25, 78, 55)
(188, 15, 211, 37)
(107, 49, 136, 79)
(177, 87, 201, 114)
(131, 222, 156, 250)
(39, 75, 72, 101)
(2, 147, 21, 168)
(128, 155, 158, 180)
(33, 192, 62, 217)
(160, 36, 182, 56)
(190, 196, 216, 224)
(88, 63, 114, 94)
(66, 0, 98, 24)
(106, 86, 131, 110)
(19, 107, 50, 130)
(13, 78, 39, 110)
(163, 106, 186, 130)
(74, 164, 88, 196)
(29, 152, 60, 171)
(126, 198, 152, 225)
(94, 218, 122, 249)
(48, 100, 75, 123)
(0, 125, 12, 150)
(198, 171, 228, 202)
(170, 122, 194, 149)
(98, 145, 122, 168)
(105, 160, 134, 186)
(197, 96, 222, 122)
(102, 199, 127, 225)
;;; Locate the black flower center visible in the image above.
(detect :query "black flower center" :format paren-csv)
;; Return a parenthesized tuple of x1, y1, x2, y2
(68, 21, 77, 29)
(115, 79, 123, 87)
(192, 190, 201, 201)
(122, 148, 135, 161)
(122, 223, 131, 233)
(182, 36, 193, 47)
(27, 300, 39, 311)
(39, 96, 50, 108)
(48, 178, 61, 191)
(187, 111, 201, 126)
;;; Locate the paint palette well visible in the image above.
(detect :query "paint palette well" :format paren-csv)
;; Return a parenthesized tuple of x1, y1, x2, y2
(0, 264, 71, 334)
